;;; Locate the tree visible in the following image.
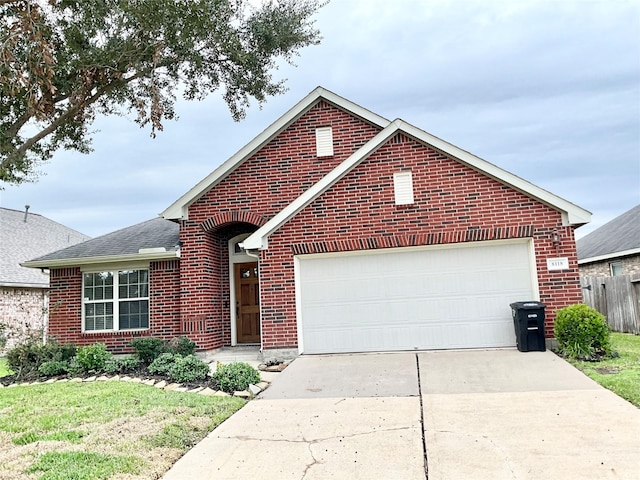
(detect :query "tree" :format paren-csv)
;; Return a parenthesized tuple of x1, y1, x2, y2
(0, 0, 324, 184)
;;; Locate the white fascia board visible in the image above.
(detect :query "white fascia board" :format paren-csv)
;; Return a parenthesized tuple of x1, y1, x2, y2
(578, 247, 640, 265)
(0, 282, 48, 289)
(397, 121, 592, 226)
(161, 87, 391, 220)
(21, 251, 179, 269)
(242, 121, 403, 250)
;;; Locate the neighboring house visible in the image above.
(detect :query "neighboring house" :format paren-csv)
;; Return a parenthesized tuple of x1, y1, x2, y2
(0, 207, 90, 351)
(24, 87, 591, 357)
(577, 204, 640, 277)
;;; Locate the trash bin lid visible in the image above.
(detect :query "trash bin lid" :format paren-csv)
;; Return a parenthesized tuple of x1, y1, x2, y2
(509, 301, 546, 309)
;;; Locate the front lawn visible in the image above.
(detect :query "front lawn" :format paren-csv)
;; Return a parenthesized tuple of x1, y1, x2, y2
(569, 332, 640, 408)
(0, 357, 11, 377)
(0, 381, 244, 479)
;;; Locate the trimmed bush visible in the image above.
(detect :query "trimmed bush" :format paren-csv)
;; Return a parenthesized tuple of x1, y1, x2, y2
(75, 343, 111, 373)
(166, 336, 196, 357)
(554, 304, 612, 360)
(169, 355, 211, 383)
(6, 339, 77, 380)
(129, 338, 166, 365)
(38, 360, 69, 376)
(104, 356, 140, 375)
(212, 362, 260, 393)
(148, 353, 181, 376)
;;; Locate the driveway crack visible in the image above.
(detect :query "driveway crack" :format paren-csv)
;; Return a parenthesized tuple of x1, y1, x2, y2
(416, 353, 429, 479)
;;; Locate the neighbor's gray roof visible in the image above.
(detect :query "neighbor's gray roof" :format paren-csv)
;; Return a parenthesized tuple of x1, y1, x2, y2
(0, 207, 90, 288)
(26, 217, 180, 266)
(577, 204, 640, 262)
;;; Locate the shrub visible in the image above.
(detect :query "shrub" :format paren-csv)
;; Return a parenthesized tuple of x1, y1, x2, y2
(6, 339, 77, 380)
(75, 343, 111, 373)
(104, 356, 140, 375)
(212, 362, 260, 393)
(166, 336, 196, 357)
(554, 304, 612, 360)
(129, 338, 166, 365)
(38, 360, 69, 376)
(148, 353, 180, 376)
(169, 355, 211, 384)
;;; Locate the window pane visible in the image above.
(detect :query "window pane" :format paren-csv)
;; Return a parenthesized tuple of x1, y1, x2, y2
(85, 302, 113, 331)
(119, 300, 149, 329)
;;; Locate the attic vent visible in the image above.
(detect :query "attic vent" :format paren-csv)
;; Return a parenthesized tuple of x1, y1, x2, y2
(390, 133, 405, 144)
(393, 171, 414, 205)
(315, 127, 334, 157)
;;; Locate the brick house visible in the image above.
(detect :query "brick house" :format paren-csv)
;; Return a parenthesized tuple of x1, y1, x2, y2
(577, 204, 640, 277)
(24, 87, 591, 356)
(1, 207, 90, 352)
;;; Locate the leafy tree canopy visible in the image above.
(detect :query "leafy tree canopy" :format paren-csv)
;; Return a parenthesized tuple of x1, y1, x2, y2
(0, 0, 324, 184)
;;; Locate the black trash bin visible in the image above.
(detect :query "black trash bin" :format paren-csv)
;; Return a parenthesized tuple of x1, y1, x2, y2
(510, 301, 546, 352)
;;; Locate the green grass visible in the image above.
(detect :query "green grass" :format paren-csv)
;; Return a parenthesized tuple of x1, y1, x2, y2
(0, 382, 245, 478)
(0, 357, 12, 377)
(26, 452, 142, 480)
(569, 332, 640, 407)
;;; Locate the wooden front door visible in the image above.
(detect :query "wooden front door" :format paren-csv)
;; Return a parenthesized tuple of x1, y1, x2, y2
(234, 262, 260, 343)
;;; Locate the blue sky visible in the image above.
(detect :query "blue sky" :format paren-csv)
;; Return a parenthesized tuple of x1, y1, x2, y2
(1, 0, 638, 239)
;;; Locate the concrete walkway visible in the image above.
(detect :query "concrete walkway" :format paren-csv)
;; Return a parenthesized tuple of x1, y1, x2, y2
(163, 350, 640, 479)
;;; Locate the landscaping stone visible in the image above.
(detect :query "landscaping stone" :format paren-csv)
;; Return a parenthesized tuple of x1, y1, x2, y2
(257, 381, 269, 391)
(121, 376, 132, 382)
(213, 390, 230, 397)
(175, 387, 188, 392)
(8, 383, 18, 387)
(83, 376, 96, 382)
(45, 378, 57, 383)
(57, 379, 69, 383)
(142, 379, 156, 386)
(188, 387, 204, 394)
(248, 384, 261, 395)
(234, 390, 251, 398)
(154, 380, 167, 389)
(199, 387, 216, 396)
(130, 377, 143, 383)
(97, 376, 109, 381)
(108, 375, 120, 381)
(70, 377, 82, 382)
(164, 383, 181, 391)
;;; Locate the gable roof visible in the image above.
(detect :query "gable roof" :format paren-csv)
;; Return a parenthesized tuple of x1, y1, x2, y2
(22, 218, 179, 269)
(0, 207, 90, 288)
(577, 204, 640, 264)
(161, 87, 390, 221)
(241, 118, 592, 250)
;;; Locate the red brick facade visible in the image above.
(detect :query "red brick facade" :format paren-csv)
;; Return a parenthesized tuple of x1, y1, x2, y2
(45, 96, 584, 352)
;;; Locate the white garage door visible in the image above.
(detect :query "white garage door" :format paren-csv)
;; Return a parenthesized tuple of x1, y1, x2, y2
(297, 240, 536, 354)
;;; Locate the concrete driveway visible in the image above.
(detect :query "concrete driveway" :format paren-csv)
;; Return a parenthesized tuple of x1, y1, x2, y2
(163, 350, 640, 479)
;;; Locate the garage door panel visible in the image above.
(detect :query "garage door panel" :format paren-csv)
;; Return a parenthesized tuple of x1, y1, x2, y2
(298, 241, 535, 354)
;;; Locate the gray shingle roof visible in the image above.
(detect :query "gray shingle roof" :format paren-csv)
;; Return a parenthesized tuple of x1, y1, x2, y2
(577, 204, 640, 261)
(0, 207, 91, 288)
(28, 217, 179, 264)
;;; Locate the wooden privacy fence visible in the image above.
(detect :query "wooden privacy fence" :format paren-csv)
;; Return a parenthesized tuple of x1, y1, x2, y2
(580, 274, 640, 334)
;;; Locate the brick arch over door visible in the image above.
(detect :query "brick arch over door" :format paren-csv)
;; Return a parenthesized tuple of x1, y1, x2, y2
(199, 210, 268, 232)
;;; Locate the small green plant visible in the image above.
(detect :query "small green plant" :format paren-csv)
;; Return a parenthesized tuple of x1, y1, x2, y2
(212, 362, 260, 393)
(555, 304, 612, 360)
(38, 360, 69, 376)
(169, 355, 211, 383)
(75, 343, 111, 373)
(148, 352, 181, 376)
(167, 336, 197, 356)
(104, 356, 140, 375)
(130, 337, 166, 365)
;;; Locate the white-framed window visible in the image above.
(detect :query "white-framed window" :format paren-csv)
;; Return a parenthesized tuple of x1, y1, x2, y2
(609, 261, 623, 277)
(83, 269, 149, 331)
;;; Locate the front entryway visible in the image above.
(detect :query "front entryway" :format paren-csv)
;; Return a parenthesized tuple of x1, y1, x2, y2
(234, 262, 260, 343)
